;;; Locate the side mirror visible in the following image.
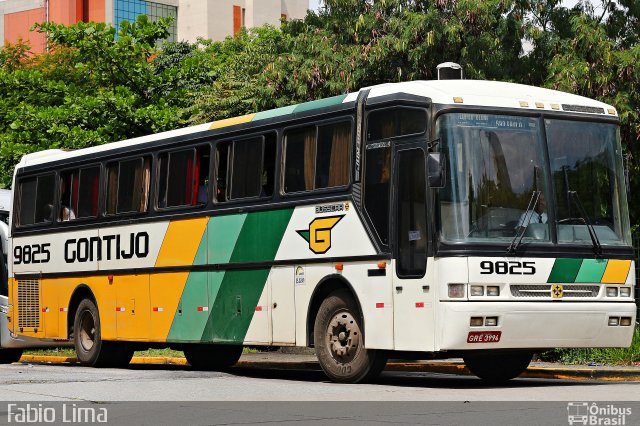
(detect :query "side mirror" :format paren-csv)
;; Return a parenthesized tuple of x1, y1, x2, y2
(428, 153, 446, 188)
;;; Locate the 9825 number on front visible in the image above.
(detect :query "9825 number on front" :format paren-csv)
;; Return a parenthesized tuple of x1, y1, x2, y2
(14, 243, 51, 265)
(479, 260, 536, 275)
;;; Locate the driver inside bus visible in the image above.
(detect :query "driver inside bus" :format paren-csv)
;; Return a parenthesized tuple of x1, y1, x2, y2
(517, 192, 547, 228)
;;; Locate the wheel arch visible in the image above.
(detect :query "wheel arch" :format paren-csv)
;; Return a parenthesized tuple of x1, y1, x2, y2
(66, 284, 97, 339)
(306, 274, 363, 347)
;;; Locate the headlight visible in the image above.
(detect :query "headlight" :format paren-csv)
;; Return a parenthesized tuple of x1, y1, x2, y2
(606, 287, 618, 297)
(448, 283, 465, 298)
(470, 285, 484, 296)
(486, 286, 500, 296)
(619, 287, 631, 297)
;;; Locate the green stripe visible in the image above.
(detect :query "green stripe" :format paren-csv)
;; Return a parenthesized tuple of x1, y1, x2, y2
(167, 272, 209, 342)
(202, 208, 294, 343)
(547, 258, 583, 283)
(253, 105, 297, 121)
(292, 95, 348, 113)
(575, 259, 608, 283)
(208, 213, 247, 263)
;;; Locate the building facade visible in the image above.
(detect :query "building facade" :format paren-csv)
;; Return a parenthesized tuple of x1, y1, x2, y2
(0, 0, 308, 53)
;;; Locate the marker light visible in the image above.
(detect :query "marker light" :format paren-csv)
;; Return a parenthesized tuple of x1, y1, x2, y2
(608, 317, 620, 326)
(448, 284, 465, 298)
(470, 285, 484, 296)
(335, 263, 343, 271)
(470, 317, 484, 327)
(606, 287, 619, 297)
(486, 286, 500, 296)
(619, 287, 631, 297)
(485, 317, 498, 327)
(620, 317, 632, 326)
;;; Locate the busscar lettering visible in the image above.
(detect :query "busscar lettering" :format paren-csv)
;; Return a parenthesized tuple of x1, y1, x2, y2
(64, 232, 149, 263)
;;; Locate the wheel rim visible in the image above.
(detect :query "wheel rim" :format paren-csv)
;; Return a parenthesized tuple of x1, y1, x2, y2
(325, 310, 361, 364)
(78, 310, 96, 352)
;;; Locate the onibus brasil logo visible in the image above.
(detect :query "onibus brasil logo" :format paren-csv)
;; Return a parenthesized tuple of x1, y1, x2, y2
(297, 215, 344, 254)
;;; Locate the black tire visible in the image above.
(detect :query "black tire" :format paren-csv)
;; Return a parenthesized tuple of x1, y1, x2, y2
(73, 298, 132, 368)
(0, 348, 23, 364)
(184, 344, 243, 370)
(314, 290, 387, 383)
(463, 351, 533, 383)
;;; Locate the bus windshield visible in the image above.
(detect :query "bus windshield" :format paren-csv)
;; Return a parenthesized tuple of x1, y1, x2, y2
(437, 113, 631, 246)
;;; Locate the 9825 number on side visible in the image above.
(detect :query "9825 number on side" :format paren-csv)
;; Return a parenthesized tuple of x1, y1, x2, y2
(14, 243, 51, 265)
(479, 260, 536, 275)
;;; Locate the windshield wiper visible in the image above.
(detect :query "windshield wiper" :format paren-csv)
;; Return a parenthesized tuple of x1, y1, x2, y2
(507, 190, 540, 255)
(568, 190, 602, 256)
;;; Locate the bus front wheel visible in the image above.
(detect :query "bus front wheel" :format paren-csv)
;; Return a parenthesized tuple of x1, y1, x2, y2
(463, 351, 533, 383)
(184, 344, 243, 370)
(0, 348, 23, 364)
(314, 290, 387, 383)
(73, 298, 133, 368)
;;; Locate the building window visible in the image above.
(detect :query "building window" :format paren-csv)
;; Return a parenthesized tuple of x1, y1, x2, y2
(114, 0, 177, 43)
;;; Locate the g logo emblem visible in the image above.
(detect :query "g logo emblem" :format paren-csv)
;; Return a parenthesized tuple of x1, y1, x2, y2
(297, 215, 344, 254)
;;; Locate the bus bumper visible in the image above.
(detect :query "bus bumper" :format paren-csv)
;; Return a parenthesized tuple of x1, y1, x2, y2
(437, 302, 636, 351)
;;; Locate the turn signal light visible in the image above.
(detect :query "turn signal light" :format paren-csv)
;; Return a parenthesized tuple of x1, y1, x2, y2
(470, 317, 483, 327)
(620, 287, 631, 297)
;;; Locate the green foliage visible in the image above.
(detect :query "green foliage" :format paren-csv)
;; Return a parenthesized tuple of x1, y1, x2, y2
(540, 326, 640, 365)
(0, 16, 182, 187)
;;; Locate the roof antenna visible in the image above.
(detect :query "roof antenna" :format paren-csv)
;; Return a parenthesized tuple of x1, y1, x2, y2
(437, 62, 463, 80)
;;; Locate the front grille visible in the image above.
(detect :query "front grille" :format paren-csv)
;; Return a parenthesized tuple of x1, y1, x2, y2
(510, 284, 600, 298)
(17, 279, 40, 329)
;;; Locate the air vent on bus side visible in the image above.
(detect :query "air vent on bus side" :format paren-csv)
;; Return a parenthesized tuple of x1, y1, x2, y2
(18, 279, 40, 330)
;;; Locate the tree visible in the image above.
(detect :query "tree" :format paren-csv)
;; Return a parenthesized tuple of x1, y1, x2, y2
(0, 17, 182, 187)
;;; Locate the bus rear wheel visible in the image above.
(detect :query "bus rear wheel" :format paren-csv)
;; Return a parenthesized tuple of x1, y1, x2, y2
(184, 344, 243, 370)
(463, 351, 533, 383)
(314, 290, 387, 383)
(73, 298, 133, 368)
(0, 348, 23, 364)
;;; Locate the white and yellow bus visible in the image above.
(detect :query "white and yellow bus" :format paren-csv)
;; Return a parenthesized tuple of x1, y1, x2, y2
(4, 70, 636, 382)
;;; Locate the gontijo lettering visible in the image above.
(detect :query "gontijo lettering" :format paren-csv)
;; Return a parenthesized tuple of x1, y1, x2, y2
(64, 232, 149, 263)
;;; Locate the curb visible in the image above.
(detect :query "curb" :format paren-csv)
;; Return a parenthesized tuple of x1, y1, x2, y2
(17, 355, 640, 381)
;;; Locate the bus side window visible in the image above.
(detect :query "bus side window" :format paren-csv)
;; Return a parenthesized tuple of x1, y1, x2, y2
(284, 126, 316, 193)
(261, 133, 276, 197)
(17, 174, 55, 226)
(230, 137, 263, 199)
(106, 157, 151, 215)
(215, 142, 231, 202)
(77, 166, 100, 218)
(195, 146, 210, 205)
(363, 143, 391, 245)
(315, 121, 351, 189)
(59, 170, 79, 221)
(158, 149, 193, 208)
(367, 108, 426, 140)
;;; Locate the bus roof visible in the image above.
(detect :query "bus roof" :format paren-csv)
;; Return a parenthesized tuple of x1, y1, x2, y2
(17, 80, 615, 169)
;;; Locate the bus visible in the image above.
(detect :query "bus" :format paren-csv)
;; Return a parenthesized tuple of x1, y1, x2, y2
(5, 71, 636, 383)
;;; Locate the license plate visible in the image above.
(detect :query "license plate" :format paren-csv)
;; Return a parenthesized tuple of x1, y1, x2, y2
(467, 331, 502, 343)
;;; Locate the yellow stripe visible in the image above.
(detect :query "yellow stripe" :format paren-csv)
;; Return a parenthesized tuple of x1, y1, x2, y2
(149, 272, 190, 341)
(209, 114, 256, 130)
(600, 259, 632, 284)
(155, 218, 208, 267)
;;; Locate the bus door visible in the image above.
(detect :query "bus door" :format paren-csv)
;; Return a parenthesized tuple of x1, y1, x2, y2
(392, 145, 435, 351)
